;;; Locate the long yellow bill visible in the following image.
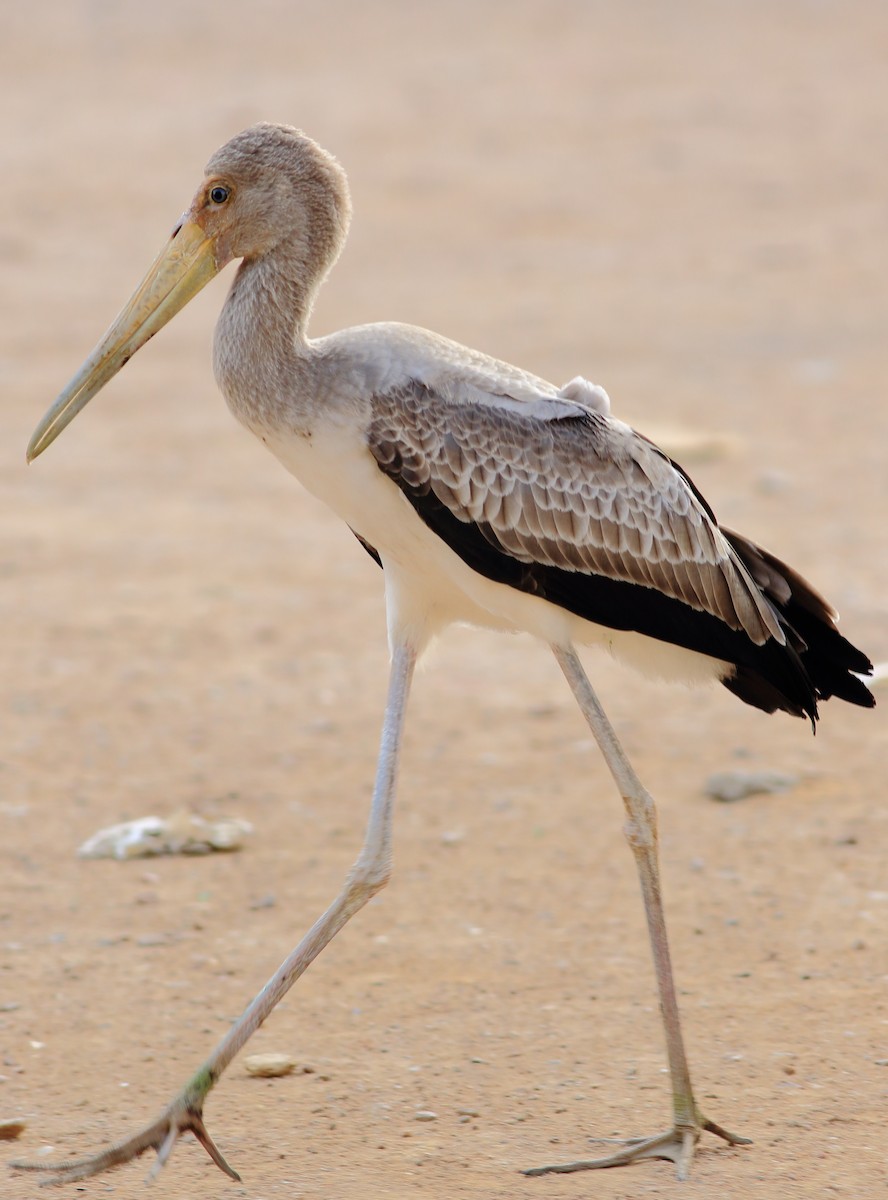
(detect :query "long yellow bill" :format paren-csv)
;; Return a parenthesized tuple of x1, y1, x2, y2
(27, 217, 222, 462)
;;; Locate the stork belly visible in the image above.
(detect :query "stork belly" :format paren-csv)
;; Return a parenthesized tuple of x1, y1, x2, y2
(261, 421, 727, 686)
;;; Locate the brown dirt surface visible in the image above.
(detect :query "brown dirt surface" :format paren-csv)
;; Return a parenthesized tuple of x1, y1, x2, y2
(2, 3, 886, 1198)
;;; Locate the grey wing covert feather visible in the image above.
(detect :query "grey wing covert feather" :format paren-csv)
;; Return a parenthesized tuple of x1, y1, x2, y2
(368, 381, 783, 647)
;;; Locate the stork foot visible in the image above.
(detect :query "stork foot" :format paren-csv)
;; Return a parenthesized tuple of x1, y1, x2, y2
(523, 1114, 751, 1181)
(9, 1090, 239, 1186)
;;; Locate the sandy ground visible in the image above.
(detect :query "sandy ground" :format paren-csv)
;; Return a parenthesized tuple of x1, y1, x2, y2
(2, 3, 887, 1198)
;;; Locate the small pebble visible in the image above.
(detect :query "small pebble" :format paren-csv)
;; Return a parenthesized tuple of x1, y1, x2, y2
(0, 1118, 26, 1141)
(704, 770, 798, 803)
(244, 1053, 299, 1078)
(796, 358, 837, 386)
(755, 469, 792, 496)
(641, 424, 742, 463)
(136, 933, 171, 947)
(414, 1110, 438, 1122)
(79, 811, 252, 859)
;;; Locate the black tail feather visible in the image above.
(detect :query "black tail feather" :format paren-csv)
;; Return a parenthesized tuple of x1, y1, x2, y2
(723, 529, 875, 721)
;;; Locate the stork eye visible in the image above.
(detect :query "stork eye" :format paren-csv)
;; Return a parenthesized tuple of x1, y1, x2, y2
(209, 185, 230, 205)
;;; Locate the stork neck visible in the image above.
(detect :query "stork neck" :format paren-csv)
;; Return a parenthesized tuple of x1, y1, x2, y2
(231, 246, 317, 347)
(214, 241, 321, 433)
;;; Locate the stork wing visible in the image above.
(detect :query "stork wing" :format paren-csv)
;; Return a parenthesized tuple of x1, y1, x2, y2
(368, 380, 783, 648)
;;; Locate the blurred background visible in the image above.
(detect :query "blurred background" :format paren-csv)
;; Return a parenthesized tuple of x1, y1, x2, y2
(2, 3, 886, 1197)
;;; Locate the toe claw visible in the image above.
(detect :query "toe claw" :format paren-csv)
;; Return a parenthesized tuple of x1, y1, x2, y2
(188, 1112, 241, 1181)
(702, 1114, 753, 1146)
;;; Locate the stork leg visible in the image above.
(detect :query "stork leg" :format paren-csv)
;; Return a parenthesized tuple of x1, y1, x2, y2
(524, 644, 750, 1180)
(11, 639, 417, 1186)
